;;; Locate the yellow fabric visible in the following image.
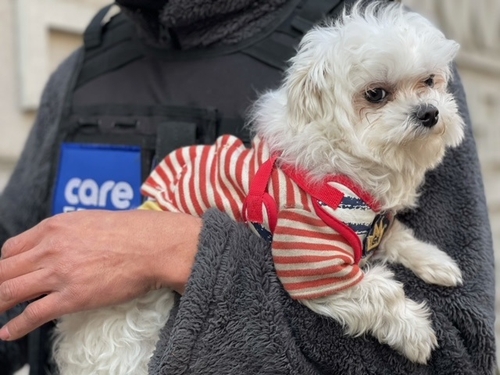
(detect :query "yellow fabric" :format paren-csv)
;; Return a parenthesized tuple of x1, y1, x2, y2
(139, 200, 163, 211)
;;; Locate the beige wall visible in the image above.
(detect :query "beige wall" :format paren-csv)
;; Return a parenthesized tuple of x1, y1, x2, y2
(0, 0, 35, 186)
(0, 0, 110, 190)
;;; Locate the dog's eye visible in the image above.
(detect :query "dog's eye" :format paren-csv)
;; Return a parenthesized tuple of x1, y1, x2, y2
(365, 88, 387, 103)
(424, 75, 435, 87)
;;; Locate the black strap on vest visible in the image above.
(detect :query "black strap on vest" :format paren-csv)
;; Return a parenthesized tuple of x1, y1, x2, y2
(242, 0, 345, 70)
(83, 4, 114, 48)
(292, 0, 343, 33)
(77, 12, 143, 88)
(65, 104, 220, 181)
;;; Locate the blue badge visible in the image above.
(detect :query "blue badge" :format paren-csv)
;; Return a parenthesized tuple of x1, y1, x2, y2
(52, 143, 142, 214)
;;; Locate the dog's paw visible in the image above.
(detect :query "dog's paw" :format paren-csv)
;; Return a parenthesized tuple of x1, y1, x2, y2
(399, 311, 437, 363)
(410, 245, 462, 287)
(387, 299, 438, 364)
(399, 324, 438, 364)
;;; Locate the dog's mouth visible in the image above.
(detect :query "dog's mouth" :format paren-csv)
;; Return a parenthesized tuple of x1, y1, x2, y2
(396, 116, 445, 146)
(409, 118, 445, 139)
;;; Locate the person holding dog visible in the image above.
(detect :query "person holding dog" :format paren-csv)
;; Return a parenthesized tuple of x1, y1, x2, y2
(0, 0, 496, 374)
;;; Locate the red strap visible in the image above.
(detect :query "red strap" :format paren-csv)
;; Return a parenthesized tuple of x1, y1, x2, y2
(243, 157, 372, 263)
(281, 164, 366, 264)
(242, 156, 279, 232)
(280, 164, 345, 209)
(312, 199, 363, 264)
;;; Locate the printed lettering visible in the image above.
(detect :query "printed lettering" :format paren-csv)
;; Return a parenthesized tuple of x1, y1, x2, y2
(79, 179, 99, 206)
(98, 181, 116, 207)
(111, 182, 134, 209)
(63, 178, 134, 209)
(64, 178, 81, 205)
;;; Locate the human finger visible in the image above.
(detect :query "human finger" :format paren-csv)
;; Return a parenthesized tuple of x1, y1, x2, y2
(1, 218, 49, 259)
(0, 269, 53, 313)
(0, 249, 40, 285)
(0, 292, 62, 341)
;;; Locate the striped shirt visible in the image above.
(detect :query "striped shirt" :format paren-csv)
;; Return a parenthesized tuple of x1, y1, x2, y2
(141, 135, 382, 300)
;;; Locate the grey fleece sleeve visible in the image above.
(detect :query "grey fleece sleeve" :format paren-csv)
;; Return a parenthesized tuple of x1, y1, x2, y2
(0, 49, 82, 374)
(149, 68, 496, 374)
(149, 209, 319, 375)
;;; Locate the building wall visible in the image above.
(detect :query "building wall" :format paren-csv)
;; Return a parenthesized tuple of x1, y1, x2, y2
(0, 0, 110, 190)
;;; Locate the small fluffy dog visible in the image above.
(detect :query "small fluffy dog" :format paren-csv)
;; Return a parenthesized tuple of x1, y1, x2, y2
(53, 2, 464, 373)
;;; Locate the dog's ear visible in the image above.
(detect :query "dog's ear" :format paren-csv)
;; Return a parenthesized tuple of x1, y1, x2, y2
(284, 28, 333, 127)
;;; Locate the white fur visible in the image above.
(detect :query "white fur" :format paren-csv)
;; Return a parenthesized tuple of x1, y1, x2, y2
(53, 289, 174, 375)
(54, 2, 464, 373)
(302, 264, 438, 364)
(252, 1, 463, 211)
(377, 220, 463, 287)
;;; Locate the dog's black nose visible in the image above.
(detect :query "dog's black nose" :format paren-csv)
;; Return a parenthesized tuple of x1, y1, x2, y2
(414, 104, 439, 128)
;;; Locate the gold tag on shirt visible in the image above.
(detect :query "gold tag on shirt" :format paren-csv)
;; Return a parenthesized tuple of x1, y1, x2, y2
(363, 212, 393, 255)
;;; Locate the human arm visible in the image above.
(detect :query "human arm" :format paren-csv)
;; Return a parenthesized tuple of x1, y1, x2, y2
(0, 210, 201, 341)
(0, 46, 200, 367)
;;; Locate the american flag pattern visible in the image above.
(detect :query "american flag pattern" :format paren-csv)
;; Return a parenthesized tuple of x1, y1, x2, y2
(141, 135, 381, 300)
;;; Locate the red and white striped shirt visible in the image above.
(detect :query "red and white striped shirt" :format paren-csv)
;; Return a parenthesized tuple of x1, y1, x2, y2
(141, 135, 383, 300)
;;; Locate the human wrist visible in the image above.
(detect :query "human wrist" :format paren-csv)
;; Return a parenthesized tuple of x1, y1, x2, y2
(148, 212, 202, 294)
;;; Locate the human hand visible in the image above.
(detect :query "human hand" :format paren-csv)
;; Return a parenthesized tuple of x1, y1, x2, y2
(0, 209, 201, 341)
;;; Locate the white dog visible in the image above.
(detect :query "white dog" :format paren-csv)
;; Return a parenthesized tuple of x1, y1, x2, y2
(53, 2, 464, 373)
